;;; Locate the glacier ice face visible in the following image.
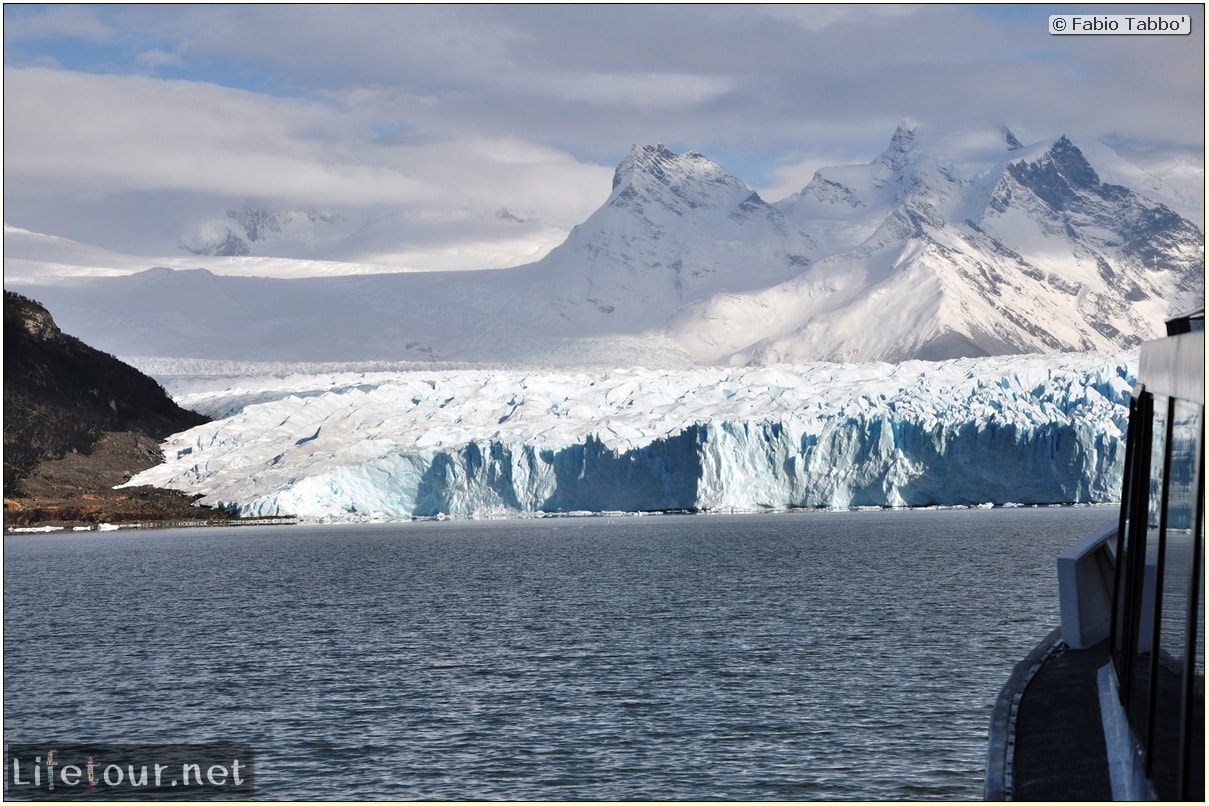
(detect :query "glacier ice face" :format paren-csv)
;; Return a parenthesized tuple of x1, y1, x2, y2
(128, 351, 1136, 521)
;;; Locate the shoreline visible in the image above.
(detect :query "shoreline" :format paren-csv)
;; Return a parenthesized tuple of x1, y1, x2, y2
(5, 500, 1120, 535)
(4, 515, 299, 535)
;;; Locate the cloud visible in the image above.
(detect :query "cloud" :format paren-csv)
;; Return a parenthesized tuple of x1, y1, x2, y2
(136, 48, 183, 68)
(4, 68, 403, 203)
(2, 65, 611, 262)
(735, 3, 930, 33)
(531, 71, 738, 109)
(3, 5, 114, 42)
(3, 67, 610, 208)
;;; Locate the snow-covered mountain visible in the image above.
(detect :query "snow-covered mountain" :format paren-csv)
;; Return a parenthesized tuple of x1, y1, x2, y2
(126, 351, 1135, 520)
(527, 144, 816, 331)
(173, 204, 570, 271)
(178, 206, 348, 257)
(675, 126, 1203, 362)
(7, 126, 1203, 366)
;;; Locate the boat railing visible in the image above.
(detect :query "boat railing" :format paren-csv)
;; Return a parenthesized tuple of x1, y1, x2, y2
(1057, 521, 1119, 649)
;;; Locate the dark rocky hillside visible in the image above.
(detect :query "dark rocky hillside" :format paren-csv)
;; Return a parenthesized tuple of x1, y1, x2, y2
(4, 291, 231, 526)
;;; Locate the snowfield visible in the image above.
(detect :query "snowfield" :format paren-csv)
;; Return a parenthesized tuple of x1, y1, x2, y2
(127, 351, 1136, 521)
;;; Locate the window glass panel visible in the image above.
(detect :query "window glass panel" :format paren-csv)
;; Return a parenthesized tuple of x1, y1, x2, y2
(1148, 399, 1202, 799)
(1129, 396, 1168, 738)
(1114, 396, 1147, 668)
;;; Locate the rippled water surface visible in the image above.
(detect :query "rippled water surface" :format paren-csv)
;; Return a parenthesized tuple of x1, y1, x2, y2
(5, 507, 1111, 799)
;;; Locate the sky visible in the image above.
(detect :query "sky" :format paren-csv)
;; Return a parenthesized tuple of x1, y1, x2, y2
(3, 3, 1205, 274)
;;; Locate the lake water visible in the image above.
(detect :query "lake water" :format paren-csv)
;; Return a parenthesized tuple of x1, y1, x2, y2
(4, 506, 1112, 800)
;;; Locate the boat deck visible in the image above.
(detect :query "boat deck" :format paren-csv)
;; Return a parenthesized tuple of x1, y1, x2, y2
(986, 630, 1113, 801)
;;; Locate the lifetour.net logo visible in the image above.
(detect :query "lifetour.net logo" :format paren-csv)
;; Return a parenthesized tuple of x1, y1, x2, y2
(5, 743, 254, 800)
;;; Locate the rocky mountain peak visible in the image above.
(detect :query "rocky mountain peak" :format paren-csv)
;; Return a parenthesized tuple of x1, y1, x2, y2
(1044, 135, 1102, 186)
(604, 142, 754, 223)
(876, 122, 919, 177)
(1006, 135, 1105, 210)
(613, 143, 677, 190)
(609, 143, 750, 208)
(7, 291, 63, 341)
(226, 205, 282, 243)
(177, 206, 347, 258)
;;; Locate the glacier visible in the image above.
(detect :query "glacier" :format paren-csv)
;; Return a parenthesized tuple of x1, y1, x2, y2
(127, 351, 1136, 521)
